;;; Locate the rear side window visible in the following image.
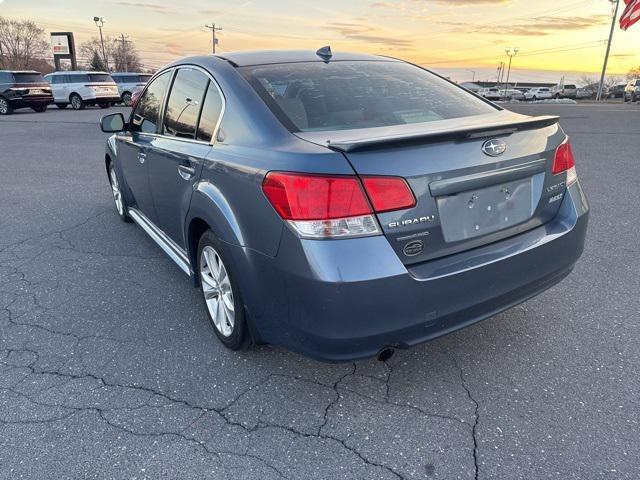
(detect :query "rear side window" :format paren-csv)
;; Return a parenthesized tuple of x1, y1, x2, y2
(13, 73, 44, 83)
(197, 81, 224, 142)
(163, 68, 208, 139)
(241, 61, 496, 132)
(132, 71, 171, 134)
(88, 73, 113, 83)
(0, 72, 13, 83)
(139, 74, 152, 83)
(69, 74, 89, 83)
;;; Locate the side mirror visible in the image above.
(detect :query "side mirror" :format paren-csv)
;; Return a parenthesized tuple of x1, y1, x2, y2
(100, 113, 126, 133)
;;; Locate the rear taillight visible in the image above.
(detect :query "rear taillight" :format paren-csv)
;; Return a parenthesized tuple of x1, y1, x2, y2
(262, 172, 379, 238)
(552, 137, 577, 186)
(361, 176, 416, 213)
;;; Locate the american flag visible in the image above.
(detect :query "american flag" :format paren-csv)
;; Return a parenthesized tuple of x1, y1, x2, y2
(620, 0, 640, 30)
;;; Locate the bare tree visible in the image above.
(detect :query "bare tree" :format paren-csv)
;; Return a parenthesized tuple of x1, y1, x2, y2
(0, 17, 50, 70)
(627, 66, 640, 80)
(79, 36, 142, 72)
(605, 75, 622, 88)
(578, 74, 597, 87)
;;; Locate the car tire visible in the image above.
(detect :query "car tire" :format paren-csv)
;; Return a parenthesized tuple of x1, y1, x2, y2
(70, 93, 85, 110)
(554, 94, 560, 99)
(98, 102, 110, 109)
(122, 92, 133, 106)
(0, 97, 13, 115)
(532, 96, 537, 101)
(197, 230, 250, 351)
(56, 103, 68, 109)
(107, 162, 132, 223)
(632, 93, 637, 103)
(31, 104, 48, 113)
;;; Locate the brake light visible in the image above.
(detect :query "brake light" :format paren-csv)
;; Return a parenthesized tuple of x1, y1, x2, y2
(552, 138, 575, 174)
(361, 176, 416, 213)
(262, 172, 380, 238)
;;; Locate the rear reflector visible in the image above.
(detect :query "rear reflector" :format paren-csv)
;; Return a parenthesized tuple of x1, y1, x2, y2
(361, 176, 416, 213)
(552, 137, 575, 174)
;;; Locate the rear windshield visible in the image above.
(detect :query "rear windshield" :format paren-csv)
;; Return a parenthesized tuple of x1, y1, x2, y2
(139, 74, 152, 82)
(13, 73, 45, 83)
(240, 61, 496, 132)
(68, 73, 113, 83)
(564, 84, 576, 89)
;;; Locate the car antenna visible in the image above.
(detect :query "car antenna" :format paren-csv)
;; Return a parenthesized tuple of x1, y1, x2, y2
(316, 46, 332, 63)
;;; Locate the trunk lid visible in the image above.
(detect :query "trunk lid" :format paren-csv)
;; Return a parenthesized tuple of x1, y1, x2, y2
(296, 111, 569, 265)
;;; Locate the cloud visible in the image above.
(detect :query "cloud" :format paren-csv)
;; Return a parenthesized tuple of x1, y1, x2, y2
(432, 0, 510, 3)
(325, 21, 413, 48)
(113, 1, 173, 14)
(200, 9, 220, 16)
(440, 14, 610, 36)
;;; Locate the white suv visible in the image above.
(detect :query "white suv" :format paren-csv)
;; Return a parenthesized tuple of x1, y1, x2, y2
(524, 87, 553, 101)
(44, 71, 120, 110)
(111, 72, 152, 106)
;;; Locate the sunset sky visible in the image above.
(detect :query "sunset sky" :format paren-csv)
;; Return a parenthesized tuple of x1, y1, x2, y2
(2, 0, 639, 83)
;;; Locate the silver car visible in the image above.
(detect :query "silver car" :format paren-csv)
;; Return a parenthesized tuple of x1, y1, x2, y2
(111, 72, 152, 106)
(44, 71, 120, 110)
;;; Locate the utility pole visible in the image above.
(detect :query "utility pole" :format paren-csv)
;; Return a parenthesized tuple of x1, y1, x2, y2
(503, 47, 519, 98)
(204, 23, 222, 54)
(596, 0, 620, 101)
(93, 17, 109, 71)
(466, 69, 476, 82)
(119, 33, 129, 72)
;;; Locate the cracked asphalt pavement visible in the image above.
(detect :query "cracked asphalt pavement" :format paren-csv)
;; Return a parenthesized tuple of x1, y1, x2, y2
(0, 102, 639, 479)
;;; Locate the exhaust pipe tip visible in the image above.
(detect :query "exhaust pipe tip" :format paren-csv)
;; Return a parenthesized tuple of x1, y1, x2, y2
(377, 347, 395, 362)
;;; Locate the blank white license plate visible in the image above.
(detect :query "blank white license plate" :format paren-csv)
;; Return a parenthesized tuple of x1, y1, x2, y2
(437, 178, 534, 243)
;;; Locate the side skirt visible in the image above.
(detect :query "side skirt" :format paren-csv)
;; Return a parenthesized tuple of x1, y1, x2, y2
(127, 208, 191, 276)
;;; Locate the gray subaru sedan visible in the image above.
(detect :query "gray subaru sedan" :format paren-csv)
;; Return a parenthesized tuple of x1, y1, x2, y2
(100, 48, 588, 362)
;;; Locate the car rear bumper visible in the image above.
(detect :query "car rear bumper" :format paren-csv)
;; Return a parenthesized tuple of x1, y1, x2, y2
(84, 96, 121, 104)
(8, 96, 53, 108)
(233, 180, 589, 362)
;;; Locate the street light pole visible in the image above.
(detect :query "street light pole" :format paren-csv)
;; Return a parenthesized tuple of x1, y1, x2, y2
(467, 69, 476, 82)
(503, 47, 519, 98)
(93, 17, 109, 71)
(596, 0, 620, 101)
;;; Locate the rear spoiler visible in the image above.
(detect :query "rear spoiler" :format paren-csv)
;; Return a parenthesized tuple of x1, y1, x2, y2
(323, 115, 559, 153)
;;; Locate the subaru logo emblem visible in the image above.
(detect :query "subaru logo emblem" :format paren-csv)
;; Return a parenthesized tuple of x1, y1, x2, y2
(481, 139, 507, 157)
(403, 240, 424, 257)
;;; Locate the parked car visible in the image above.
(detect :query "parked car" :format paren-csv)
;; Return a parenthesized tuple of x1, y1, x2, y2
(608, 84, 626, 99)
(524, 87, 553, 101)
(501, 88, 525, 101)
(576, 87, 593, 99)
(551, 84, 577, 99)
(479, 87, 502, 100)
(44, 71, 120, 110)
(111, 72, 152, 106)
(623, 79, 640, 102)
(100, 49, 588, 361)
(0, 70, 53, 115)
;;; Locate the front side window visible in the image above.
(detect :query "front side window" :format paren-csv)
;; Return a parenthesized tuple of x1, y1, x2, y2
(241, 61, 496, 132)
(197, 81, 224, 142)
(132, 71, 171, 134)
(163, 68, 208, 139)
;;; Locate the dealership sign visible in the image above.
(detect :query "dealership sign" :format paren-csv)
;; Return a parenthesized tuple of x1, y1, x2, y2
(50, 32, 77, 70)
(50, 34, 70, 55)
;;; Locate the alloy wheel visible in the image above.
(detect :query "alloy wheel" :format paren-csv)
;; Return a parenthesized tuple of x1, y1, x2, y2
(109, 165, 124, 215)
(0, 98, 8, 114)
(200, 246, 235, 337)
(123, 93, 132, 106)
(71, 95, 82, 110)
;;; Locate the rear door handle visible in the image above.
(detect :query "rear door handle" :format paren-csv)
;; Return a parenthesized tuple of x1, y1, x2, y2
(137, 152, 147, 164)
(178, 165, 196, 180)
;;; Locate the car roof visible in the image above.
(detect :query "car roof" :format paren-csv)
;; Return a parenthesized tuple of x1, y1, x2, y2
(49, 70, 109, 75)
(216, 49, 401, 67)
(0, 70, 41, 74)
(112, 72, 149, 75)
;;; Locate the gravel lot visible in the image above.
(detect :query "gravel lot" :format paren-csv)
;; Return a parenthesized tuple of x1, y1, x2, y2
(0, 102, 638, 479)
